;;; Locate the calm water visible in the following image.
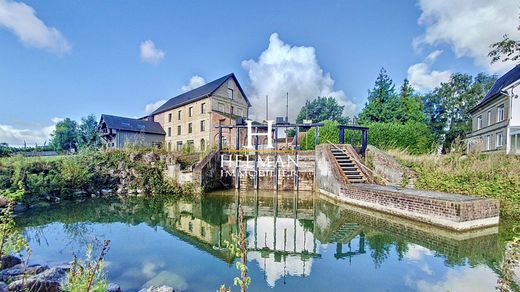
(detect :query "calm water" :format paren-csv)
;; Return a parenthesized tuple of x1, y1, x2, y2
(15, 191, 512, 292)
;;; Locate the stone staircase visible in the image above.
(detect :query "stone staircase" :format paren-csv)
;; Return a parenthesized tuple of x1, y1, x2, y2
(329, 222, 361, 243)
(331, 147, 366, 183)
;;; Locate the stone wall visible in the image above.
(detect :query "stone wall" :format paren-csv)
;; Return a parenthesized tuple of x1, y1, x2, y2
(192, 150, 224, 192)
(316, 144, 500, 231)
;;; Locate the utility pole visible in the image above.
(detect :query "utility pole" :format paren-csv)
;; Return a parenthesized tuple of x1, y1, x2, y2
(266, 95, 269, 121)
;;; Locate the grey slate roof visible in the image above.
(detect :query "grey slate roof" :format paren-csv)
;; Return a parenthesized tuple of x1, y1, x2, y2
(150, 73, 250, 116)
(100, 114, 165, 135)
(471, 64, 520, 112)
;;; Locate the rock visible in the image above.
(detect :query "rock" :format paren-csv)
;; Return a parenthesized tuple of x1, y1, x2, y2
(106, 283, 122, 292)
(129, 153, 140, 161)
(0, 197, 9, 208)
(138, 285, 174, 292)
(8, 266, 67, 292)
(0, 255, 21, 270)
(143, 152, 157, 163)
(13, 203, 28, 213)
(365, 145, 417, 188)
(0, 264, 48, 282)
(101, 189, 113, 196)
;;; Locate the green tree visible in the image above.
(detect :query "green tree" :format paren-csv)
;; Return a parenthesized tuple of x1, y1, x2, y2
(393, 79, 425, 124)
(358, 68, 398, 124)
(488, 14, 520, 64)
(51, 118, 79, 152)
(78, 115, 100, 148)
(295, 97, 350, 124)
(423, 73, 496, 152)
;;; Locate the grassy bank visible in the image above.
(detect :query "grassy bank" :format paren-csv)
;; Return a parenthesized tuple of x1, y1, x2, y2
(0, 148, 198, 205)
(390, 150, 520, 220)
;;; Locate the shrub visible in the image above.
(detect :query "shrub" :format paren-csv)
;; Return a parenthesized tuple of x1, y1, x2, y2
(365, 122, 435, 155)
(300, 120, 340, 150)
(64, 240, 110, 292)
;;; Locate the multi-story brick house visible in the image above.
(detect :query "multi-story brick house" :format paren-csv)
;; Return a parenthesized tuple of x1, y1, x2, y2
(466, 65, 520, 154)
(147, 73, 251, 152)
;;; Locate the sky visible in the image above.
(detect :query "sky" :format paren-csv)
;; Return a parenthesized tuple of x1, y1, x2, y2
(0, 0, 519, 146)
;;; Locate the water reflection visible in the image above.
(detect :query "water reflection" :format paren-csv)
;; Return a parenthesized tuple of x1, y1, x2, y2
(15, 191, 510, 291)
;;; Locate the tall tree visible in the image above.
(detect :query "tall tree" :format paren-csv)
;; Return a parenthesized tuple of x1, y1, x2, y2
(78, 115, 100, 148)
(423, 73, 497, 152)
(295, 96, 350, 124)
(393, 79, 425, 124)
(358, 68, 397, 124)
(51, 118, 79, 152)
(488, 14, 520, 64)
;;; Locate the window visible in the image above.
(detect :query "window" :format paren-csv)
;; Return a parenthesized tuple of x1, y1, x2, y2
(231, 106, 234, 115)
(487, 110, 491, 126)
(228, 88, 233, 99)
(177, 125, 181, 135)
(218, 102, 225, 112)
(497, 105, 505, 122)
(168, 127, 171, 137)
(168, 113, 172, 123)
(486, 135, 491, 151)
(188, 122, 193, 134)
(496, 133, 503, 147)
(477, 116, 483, 130)
(201, 103, 206, 114)
(176, 141, 183, 151)
(168, 142, 172, 151)
(189, 107, 193, 117)
(187, 140, 194, 151)
(200, 139, 206, 152)
(178, 110, 182, 120)
(200, 120, 206, 132)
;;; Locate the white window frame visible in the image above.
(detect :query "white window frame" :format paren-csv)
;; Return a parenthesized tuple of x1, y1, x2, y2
(496, 133, 503, 147)
(200, 120, 206, 132)
(487, 110, 491, 126)
(477, 116, 483, 130)
(486, 135, 491, 151)
(497, 105, 505, 122)
(227, 88, 234, 99)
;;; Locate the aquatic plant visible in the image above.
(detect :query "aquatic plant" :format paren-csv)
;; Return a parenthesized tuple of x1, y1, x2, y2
(64, 240, 110, 292)
(497, 237, 520, 292)
(0, 202, 29, 258)
(219, 206, 250, 292)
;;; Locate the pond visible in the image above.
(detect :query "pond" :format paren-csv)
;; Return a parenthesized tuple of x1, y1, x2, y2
(15, 191, 513, 291)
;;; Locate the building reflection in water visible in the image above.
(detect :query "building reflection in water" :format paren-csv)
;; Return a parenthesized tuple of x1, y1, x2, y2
(162, 190, 501, 288)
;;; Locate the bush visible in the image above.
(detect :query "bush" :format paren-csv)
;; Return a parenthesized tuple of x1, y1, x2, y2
(365, 122, 434, 155)
(393, 151, 520, 220)
(300, 120, 340, 150)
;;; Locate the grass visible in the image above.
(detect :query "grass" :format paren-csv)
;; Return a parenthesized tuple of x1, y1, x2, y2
(389, 150, 520, 220)
(0, 155, 67, 165)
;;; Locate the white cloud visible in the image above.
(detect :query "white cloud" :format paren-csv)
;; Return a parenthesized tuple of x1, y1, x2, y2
(415, 0, 520, 72)
(144, 99, 166, 115)
(140, 40, 165, 64)
(407, 50, 451, 91)
(242, 33, 356, 122)
(180, 75, 206, 92)
(413, 266, 498, 292)
(0, 117, 62, 146)
(0, 0, 71, 53)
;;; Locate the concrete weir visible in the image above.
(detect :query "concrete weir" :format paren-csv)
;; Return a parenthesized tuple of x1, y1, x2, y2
(315, 144, 500, 231)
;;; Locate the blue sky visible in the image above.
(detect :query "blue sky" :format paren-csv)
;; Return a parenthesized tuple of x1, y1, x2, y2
(0, 0, 518, 145)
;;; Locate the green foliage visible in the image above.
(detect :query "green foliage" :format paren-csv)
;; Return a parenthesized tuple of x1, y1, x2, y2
(64, 240, 110, 292)
(497, 237, 520, 292)
(0, 203, 29, 258)
(296, 97, 350, 124)
(78, 115, 101, 149)
(51, 118, 80, 152)
(358, 68, 397, 124)
(422, 73, 496, 152)
(366, 122, 435, 155)
(394, 152, 520, 219)
(300, 120, 340, 150)
(489, 15, 520, 65)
